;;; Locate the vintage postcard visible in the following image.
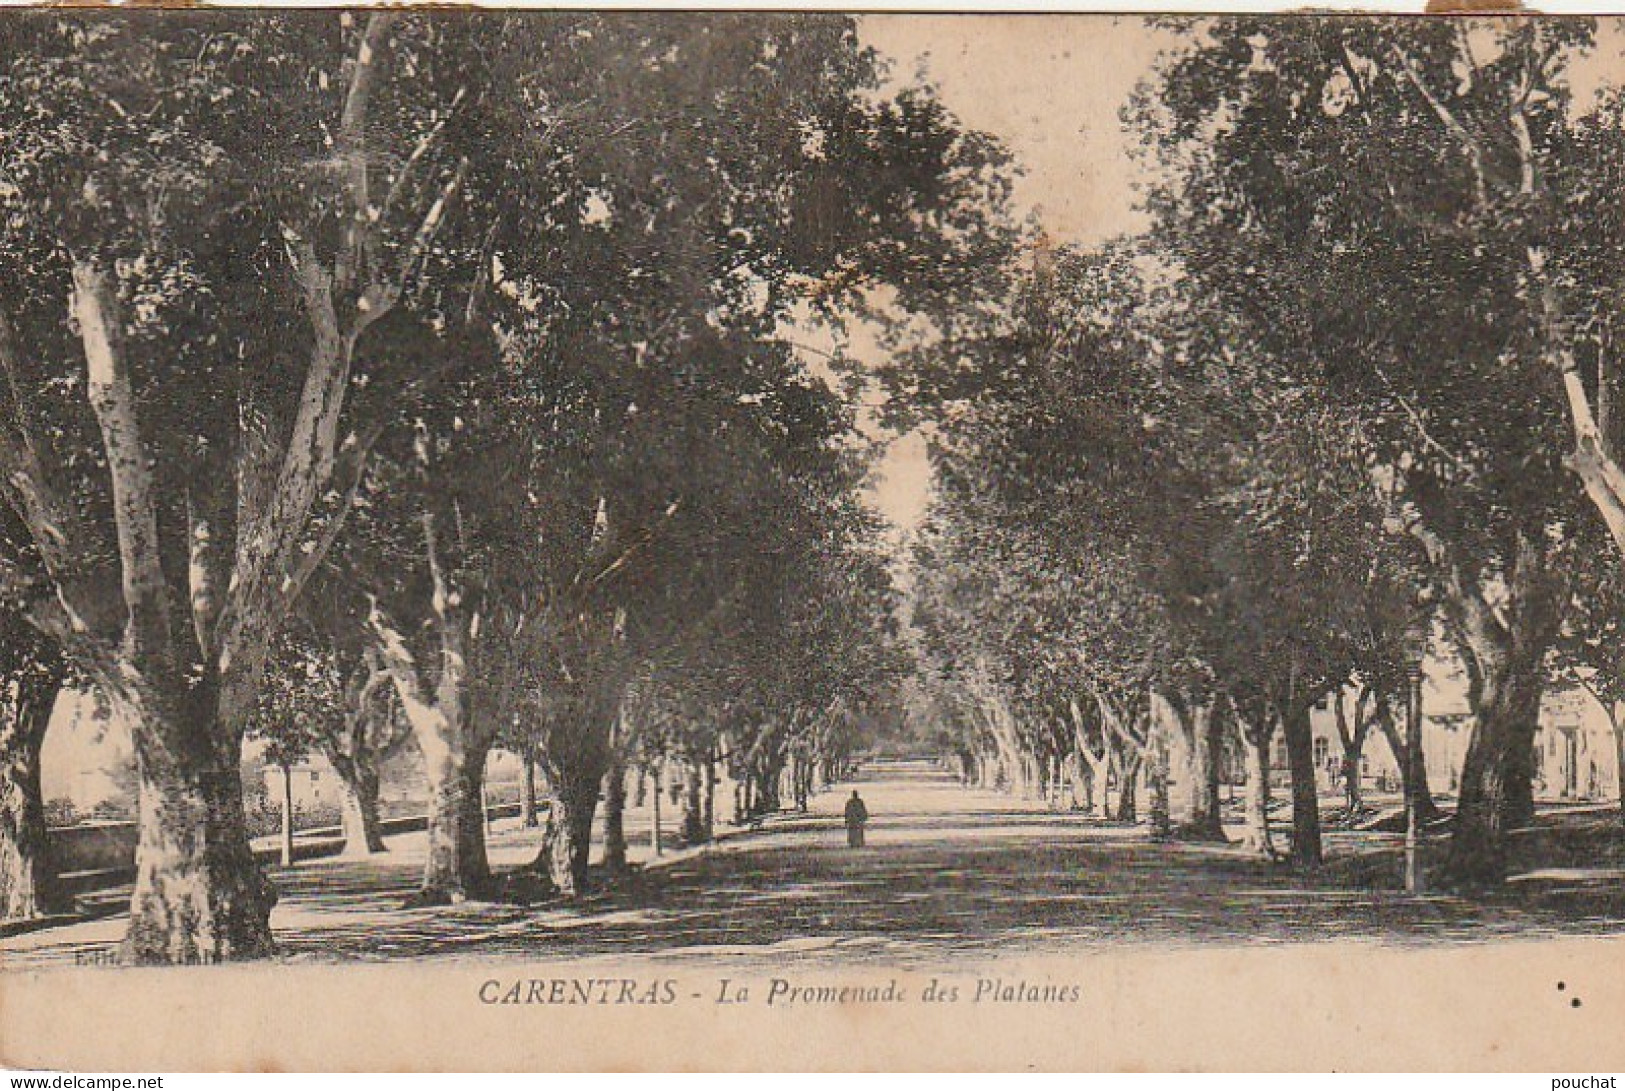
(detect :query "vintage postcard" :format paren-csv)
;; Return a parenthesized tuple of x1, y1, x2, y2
(2, 4, 1625, 1073)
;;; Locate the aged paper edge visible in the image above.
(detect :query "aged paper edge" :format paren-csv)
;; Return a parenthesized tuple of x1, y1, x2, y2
(2, 4, 1623, 1074)
(2, 940, 1623, 1071)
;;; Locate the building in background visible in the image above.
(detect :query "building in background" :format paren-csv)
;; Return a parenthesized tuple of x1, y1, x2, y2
(1295, 655, 1623, 806)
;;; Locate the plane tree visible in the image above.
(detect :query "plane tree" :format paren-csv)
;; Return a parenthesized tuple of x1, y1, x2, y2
(247, 598, 411, 861)
(1134, 17, 1621, 881)
(0, 9, 1018, 943)
(0, 12, 515, 961)
(903, 238, 1405, 865)
(0, 604, 67, 921)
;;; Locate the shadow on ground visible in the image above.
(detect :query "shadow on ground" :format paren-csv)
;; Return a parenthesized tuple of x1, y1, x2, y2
(7, 761, 1625, 969)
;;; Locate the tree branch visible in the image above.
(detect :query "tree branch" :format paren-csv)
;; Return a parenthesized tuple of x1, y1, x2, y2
(185, 487, 227, 657)
(1403, 510, 1507, 664)
(1507, 80, 1538, 198)
(1538, 257, 1625, 556)
(1392, 46, 1490, 208)
(364, 596, 435, 716)
(221, 233, 354, 669)
(279, 424, 385, 613)
(335, 11, 400, 293)
(73, 259, 170, 657)
(380, 86, 467, 226)
(359, 156, 471, 329)
(0, 433, 73, 572)
(1374, 363, 1474, 474)
(1332, 684, 1353, 749)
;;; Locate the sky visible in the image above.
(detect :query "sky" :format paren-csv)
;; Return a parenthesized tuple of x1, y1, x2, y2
(861, 16, 1179, 249)
(850, 14, 1625, 540)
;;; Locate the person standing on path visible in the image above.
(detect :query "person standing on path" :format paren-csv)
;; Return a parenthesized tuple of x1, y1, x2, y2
(844, 789, 869, 848)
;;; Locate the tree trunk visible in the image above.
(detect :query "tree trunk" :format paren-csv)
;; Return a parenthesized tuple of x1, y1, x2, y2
(75, 254, 268, 941)
(1020, 752, 1041, 800)
(457, 738, 491, 883)
(279, 762, 295, 868)
(1614, 726, 1625, 828)
(1114, 756, 1139, 823)
(1164, 693, 1225, 842)
(123, 701, 277, 965)
(31, 147, 453, 962)
(1422, 526, 1560, 886)
(1239, 727, 1276, 858)
(1377, 696, 1441, 825)
(792, 752, 810, 811)
(651, 763, 663, 857)
(603, 754, 628, 872)
(369, 589, 489, 902)
(703, 755, 717, 837)
(1147, 727, 1172, 840)
(0, 657, 66, 921)
(1081, 746, 1110, 820)
(520, 740, 539, 828)
(683, 766, 706, 844)
(1342, 742, 1363, 816)
(541, 763, 599, 897)
(412, 708, 485, 904)
(337, 762, 387, 856)
(754, 760, 783, 815)
(318, 651, 405, 860)
(1068, 751, 1088, 811)
(1281, 702, 1323, 869)
(324, 731, 390, 858)
(1443, 648, 1546, 885)
(1408, 734, 1440, 822)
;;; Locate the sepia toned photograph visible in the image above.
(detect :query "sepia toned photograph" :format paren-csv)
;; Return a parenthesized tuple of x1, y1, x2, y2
(2, 4, 1625, 1073)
